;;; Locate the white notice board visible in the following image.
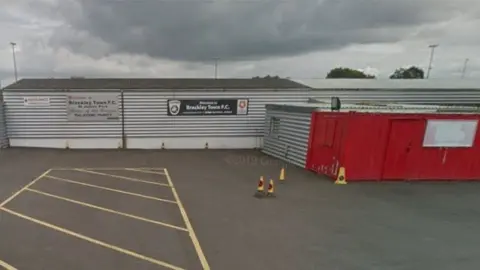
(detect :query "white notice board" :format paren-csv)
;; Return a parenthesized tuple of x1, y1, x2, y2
(23, 97, 50, 107)
(423, 120, 478, 147)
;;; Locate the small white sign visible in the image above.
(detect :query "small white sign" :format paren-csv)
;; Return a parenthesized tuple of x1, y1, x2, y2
(24, 97, 50, 107)
(423, 120, 478, 147)
(237, 99, 249, 115)
(66, 93, 119, 121)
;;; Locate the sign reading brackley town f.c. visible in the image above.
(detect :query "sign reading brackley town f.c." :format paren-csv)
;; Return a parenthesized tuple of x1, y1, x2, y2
(167, 99, 249, 116)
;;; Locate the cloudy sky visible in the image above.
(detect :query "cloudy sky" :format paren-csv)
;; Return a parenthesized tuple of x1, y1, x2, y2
(1, 0, 479, 86)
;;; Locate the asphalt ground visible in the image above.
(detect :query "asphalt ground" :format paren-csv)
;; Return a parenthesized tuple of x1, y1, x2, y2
(1, 148, 480, 270)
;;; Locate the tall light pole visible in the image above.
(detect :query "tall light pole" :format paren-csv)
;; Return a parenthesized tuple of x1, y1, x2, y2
(10, 42, 18, 82)
(461, 58, 469, 79)
(426, 44, 438, 79)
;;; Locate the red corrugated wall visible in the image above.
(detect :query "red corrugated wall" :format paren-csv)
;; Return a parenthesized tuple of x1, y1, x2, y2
(306, 111, 480, 181)
(306, 112, 346, 178)
(342, 113, 391, 180)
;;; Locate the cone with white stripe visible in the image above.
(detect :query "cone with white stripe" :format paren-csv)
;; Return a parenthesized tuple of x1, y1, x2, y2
(266, 179, 276, 197)
(334, 167, 347, 185)
(254, 176, 266, 198)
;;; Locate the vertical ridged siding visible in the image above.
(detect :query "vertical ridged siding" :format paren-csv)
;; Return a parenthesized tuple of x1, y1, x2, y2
(3, 90, 309, 141)
(262, 109, 312, 168)
(124, 90, 309, 138)
(6, 87, 479, 150)
(311, 89, 480, 105)
(3, 91, 122, 138)
(0, 101, 8, 148)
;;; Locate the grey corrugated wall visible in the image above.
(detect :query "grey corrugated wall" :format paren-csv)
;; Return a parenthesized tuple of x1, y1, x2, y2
(3, 89, 309, 143)
(262, 108, 312, 168)
(124, 90, 309, 139)
(4, 87, 480, 149)
(310, 89, 480, 105)
(0, 101, 8, 148)
(2, 91, 123, 139)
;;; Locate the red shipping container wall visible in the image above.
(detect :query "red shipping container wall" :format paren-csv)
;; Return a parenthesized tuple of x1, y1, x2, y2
(306, 111, 480, 181)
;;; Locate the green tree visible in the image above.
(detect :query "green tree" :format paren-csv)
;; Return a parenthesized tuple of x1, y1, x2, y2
(389, 66, 425, 79)
(326, 67, 375, 79)
(252, 75, 280, 79)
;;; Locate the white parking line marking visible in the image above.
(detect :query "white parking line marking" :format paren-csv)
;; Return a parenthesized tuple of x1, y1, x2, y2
(74, 169, 170, 187)
(0, 259, 17, 270)
(163, 168, 211, 270)
(52, 167, 165, 171)
(26, 188, 188, 232)
(126, 168, 166, 175)
(44, 175, 177, 204)
(0, 169, 52, 208)
(1, 207, 185, 270)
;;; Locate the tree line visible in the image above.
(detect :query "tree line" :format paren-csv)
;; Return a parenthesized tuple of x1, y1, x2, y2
(326, 66, 424, 79)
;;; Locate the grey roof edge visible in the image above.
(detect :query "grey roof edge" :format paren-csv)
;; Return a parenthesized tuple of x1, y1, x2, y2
(296, 78, 480, 90)
(3, 78, 312, 91)
(266, 103, 322, 114)
(1, 87, 310, 92)
(267, 102, 480, 115)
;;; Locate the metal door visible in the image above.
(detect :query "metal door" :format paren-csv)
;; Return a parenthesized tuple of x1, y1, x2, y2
(309, 116, 343, 177)
(382, 119, 425, 180)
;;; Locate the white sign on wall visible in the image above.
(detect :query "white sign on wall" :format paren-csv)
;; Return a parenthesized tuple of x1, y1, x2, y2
(237, 99, 249, 115)
(23, 97, 50, 107)
(423, 120, 478, 147)
(66, 93, 119, 121)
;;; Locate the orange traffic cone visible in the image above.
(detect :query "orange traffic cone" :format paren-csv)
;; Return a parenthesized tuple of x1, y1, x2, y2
(279, 167, 285, 183)
(254, 176, 266, 198)
(334, 167, 347, 185)
(266, 179, 276, 197)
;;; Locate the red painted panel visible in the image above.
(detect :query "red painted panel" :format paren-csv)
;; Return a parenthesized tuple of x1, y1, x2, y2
(306, 111, 480, 181)
(342, 114, 391, 180)
(439, 146, 480, 179)
(306, 113, 345, 179)
(413, 116, 480, 180)
(382, 119, 426, 180)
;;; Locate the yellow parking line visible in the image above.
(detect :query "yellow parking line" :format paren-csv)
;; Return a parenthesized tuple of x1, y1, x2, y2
(26, 188, 188, 232)
(125, 168, 166, 175)
(163, 168, 211, 270)
(0, 207, 184, 270)
(52, 167, 165, 171)
(0, 169, 51, 208)
(74, 169, 170, 187)
(0, 259, 17, 270)
(44, 175, 177, 204)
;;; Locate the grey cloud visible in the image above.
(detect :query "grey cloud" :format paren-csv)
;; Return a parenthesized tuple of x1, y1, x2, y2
(39, 0, 474, 62)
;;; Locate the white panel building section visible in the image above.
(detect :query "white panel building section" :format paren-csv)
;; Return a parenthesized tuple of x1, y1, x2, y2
(4, 90, 309, 149)
(124, 90, 308, 149)
(4, 91, 123, 149)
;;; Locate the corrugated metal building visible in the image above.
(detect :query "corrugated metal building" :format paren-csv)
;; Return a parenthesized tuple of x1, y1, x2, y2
(0, 99, 9, 149)
(4, 78, 480, 150)
(298, 79, 480, 105)
(263, 102, 480, 172)
(2, 78, 310, 149)
(262, 103, 319, 168)
(306, 105, 480, 181)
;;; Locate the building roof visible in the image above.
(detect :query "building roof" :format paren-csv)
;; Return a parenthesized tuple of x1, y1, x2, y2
(296, 79, 480, 90)
(3, 78, 309, 91)
(266, 102, 480, 114)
